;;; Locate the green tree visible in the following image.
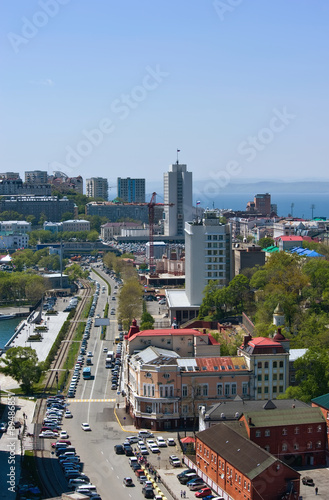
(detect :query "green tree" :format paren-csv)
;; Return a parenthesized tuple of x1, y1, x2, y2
(117, 278, 143, 328)
(258, 237, 274, 249)
(140, 310, 155, 330)
(0, 346, 42, 393)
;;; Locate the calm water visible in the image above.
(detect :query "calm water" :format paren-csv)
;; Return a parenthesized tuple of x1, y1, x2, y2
(0, 317, 22, 349)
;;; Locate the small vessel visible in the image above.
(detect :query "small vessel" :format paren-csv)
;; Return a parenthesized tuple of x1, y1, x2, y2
(0, 313, 16, 320)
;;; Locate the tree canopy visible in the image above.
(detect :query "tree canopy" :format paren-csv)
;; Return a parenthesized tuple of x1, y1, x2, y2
(0, 346, 42, 393)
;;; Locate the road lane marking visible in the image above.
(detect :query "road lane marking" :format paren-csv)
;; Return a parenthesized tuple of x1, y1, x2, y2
(67, 398, 115, 403)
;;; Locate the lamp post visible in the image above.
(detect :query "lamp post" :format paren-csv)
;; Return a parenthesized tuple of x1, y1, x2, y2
(55, 371, 58, 393)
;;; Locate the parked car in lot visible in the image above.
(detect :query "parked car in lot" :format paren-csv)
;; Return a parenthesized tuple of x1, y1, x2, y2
(114, 444, 125, 455)
(302, 476, 314, 486)
(138, 430, 154, 439)
(149, 444, 160, 454)
(167, 438, 176, 446)
(189, 482, 208, 491)
(169, 455, 181, 467)
(195, 488, 213, 498)
(156, 436, 167, 447)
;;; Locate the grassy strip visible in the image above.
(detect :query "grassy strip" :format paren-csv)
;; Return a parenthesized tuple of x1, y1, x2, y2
(82, 297, 93, 318)
(104, 302, 109, 318)
(42, 320, 70, 372)
(59, 321, 86, 390)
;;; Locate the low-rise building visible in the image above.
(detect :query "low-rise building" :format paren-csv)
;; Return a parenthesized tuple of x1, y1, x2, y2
(0, 221, 31, 233)
(62, 219, 90, 232)
(101, 222, 142, 240)
(195, 423, 300, 500)
(0, 196, 76, 222)
(0, 232, 29, 250)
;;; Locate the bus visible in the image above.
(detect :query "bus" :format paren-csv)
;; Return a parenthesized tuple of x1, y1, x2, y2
(82, 367, 91, 379)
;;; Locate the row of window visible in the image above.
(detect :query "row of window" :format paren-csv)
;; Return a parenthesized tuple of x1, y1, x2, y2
(255, 425, 323, 438)
(182, 383, 249, 398)
(258, 373, 284, 381)
(207, 235, 224, 241)
(257, 361, 284, 369)
(257, 386, 284, 394)
(143, 384, 175, 398)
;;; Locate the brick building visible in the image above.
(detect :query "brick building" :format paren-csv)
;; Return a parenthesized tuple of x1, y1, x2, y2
(196, 423, 300, 500)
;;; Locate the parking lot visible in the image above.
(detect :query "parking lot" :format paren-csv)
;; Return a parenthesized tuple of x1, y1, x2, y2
(298, 466, 329, 498)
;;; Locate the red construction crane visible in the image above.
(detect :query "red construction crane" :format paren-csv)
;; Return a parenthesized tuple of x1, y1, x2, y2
(148, 192, 174, 275)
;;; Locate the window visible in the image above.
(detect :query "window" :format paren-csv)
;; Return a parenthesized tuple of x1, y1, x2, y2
(282, 443, 287, 452)
(182, 385, 188, 397)
(217, 383, 223, 396)
(231, 383, 237, 395)
(282, 428, 287, 436)
(317, 425, 322, 432)
(307, 441, 313, 450)
(225, 384, 230, 396)
(257, 375, 262, 381)
(257, 387, 262, 394)
(279, 361, 284, 368)
(265, 429, 270, 437)
(264, 387, 269, 394)
(257, 362, 262, 369)
(273, 374, 277, 380)
(182, 405, 188, 414)
(273, 386, 277, 393)
(316, 441, 322, 448)
(244, 480, 246, 489)
(196, 386, 201, 396)
(264, 362, 269, 369)
(279, 386, 283, 393)
(242, 383, 248, 396)
(256, 430, 261, 437)
(264, 445, 270, 452)
(279, 373, 283, 380)
(294, 443, 299, 450)
(294, 427, 299, 434)
(273, 361, 277, 368)
(202, 385, 208, 396)
(308, 426, 313, 434)
(264, 374, 269, 381)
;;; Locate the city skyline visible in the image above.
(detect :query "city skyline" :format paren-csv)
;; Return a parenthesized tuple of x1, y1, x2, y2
(2, 1, 329, 188)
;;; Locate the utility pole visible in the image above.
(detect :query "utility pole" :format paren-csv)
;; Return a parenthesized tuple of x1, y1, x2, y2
(290, 203, 294, 218)
(311, 204, 315, 219)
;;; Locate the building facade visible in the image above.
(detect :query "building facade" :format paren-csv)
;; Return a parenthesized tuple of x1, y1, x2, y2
(25, 170, 48, 184)
(0, 196, 76, 222)
(185, 211, 233, 306)
(0, 178, 51, 196)
(87, 202, 163, 224)
(195, 423, 300, 500)
(117, 177, 145, 203)
(163, 163, 193, 237)
(62, 219, 90, 232)
(101, 222, 142, 240)
(0, 221, 31, 233)
(86, 177, 108, 200)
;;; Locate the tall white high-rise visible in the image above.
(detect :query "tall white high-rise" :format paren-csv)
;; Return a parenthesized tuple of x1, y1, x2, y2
(86, 177, 108, 200)
(185, 211, 233, 305)
(163, 162, 193, 237)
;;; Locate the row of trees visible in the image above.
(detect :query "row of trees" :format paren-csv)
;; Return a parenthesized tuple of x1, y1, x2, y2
(0, 272, 48, 303)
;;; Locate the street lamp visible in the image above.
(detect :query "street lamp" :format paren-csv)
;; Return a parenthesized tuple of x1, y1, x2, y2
(55, 371, 58, 393)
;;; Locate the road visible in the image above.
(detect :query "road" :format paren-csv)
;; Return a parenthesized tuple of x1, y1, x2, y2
(42, 268, 175, 500)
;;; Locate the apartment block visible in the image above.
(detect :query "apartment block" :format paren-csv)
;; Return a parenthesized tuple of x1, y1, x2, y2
(117, 177, 145, 203)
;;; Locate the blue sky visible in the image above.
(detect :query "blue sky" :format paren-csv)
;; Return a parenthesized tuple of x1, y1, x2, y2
(1, 1, 329, 196)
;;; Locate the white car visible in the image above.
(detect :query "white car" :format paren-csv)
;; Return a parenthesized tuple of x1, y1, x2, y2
(149, 444, 160, 454)
(156, 436, 167, 447)
(81, 423, 91, 431)
(60, 431, 69, 439)
(167, 438, 176, 446)
(64, 411, 73, 419)
(39, 430, 58, 438)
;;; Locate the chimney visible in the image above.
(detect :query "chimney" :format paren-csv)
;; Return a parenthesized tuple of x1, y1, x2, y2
(248, 417, 252, 426)
(292, 404, 295, 409)
(244, 334, 252, 346)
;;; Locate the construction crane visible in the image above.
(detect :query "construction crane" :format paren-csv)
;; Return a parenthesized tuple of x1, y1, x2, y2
(148, 192, 174, 275)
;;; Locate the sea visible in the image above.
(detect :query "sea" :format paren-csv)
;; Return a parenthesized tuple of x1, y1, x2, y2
(0, 317, 22, 349)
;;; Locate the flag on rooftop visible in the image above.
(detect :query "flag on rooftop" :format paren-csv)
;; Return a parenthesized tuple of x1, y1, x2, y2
(196, 200, 201, 205)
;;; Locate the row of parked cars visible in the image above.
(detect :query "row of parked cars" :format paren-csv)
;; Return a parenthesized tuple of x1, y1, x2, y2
(110, 340, 122, 390)
(39, 395, 72, 439)
(46, 396, 100, 498)
(177, 469, 224, 499)
(89, 282, 100, 318)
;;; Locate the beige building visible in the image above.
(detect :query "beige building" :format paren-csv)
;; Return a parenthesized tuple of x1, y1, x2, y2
(86, 177, 108, 200)
(62, 219, 90, 232)
(101, 222, 142, 240)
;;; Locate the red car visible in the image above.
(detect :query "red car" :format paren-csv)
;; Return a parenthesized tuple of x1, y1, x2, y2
(195, 488, 212, 498)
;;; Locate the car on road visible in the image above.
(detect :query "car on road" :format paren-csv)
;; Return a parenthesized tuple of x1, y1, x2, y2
(302, 476, 314, 486)
(39, 430, 58, 438)
(195, 488, 213, 498)
(64, 411, 73, 419)
(68, 477, 90, 487)
(167, 438, 176, 446)
(103, 347, 108, 352)
(138, 430, 154, 439)
(81, 423, 91, 431)
(169, 455, 181, 467)
(138, 475, 148, 484)
(60, 431, 69, 439)
(114, 444, 125, 455)
(123, 477, 134, 487)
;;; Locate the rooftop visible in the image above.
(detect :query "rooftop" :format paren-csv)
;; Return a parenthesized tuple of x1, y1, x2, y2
(244, 407, 325, 428)
(312, 393, 329, 410)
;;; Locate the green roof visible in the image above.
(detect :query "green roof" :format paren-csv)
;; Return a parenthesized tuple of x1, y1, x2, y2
(312, 393, 329, 410)
(245, 407, 325, 428)
(263, 245, 279, 253)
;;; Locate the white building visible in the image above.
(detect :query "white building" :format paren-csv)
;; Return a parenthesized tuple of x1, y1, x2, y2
(0, 221, 31, 233)
(86, 177, 108, 200)
(25, 170, 48, 184)
(163, 162, 193, 237)
(62, 219, 90, 232)
(0, 233, 29, 250)
(185, 211, 233, 306)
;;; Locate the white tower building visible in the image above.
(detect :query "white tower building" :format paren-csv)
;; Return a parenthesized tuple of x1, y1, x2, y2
(185, 211, 233, 306)
(163, 162, 193, 237)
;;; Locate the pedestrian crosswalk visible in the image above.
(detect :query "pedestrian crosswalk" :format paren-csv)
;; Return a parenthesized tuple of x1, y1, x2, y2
(67, 398, 116, 403)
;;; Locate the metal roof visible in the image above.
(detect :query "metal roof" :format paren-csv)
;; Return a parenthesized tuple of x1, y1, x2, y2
(244, 407, 325, 428)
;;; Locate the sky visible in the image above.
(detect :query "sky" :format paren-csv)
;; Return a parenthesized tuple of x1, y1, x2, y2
(1, 1, 329, 198)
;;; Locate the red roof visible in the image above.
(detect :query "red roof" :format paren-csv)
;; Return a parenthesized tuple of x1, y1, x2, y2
(275, 236, 303, 241)
(195, 357, 248, 371)
(128, 328, 219, 344)
(248, 337, 281, 347)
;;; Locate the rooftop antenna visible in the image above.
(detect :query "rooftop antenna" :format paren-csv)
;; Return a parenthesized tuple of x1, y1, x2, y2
(291, 203, 294, 218)
(176, 149, 180, 164)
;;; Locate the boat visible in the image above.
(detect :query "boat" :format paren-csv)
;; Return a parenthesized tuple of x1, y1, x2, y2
(0, 313, 16, 320)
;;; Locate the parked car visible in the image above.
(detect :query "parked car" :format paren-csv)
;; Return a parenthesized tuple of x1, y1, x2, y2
(302, 476, 314, 486)
(195, 488, 213, 498)
(167, 438, 176, 446)
(114, 444, 125, 455)
(189, 482, 208, 491)
(169, 455, 181, 467)
(123, 477, 134, 487)
(138, 430, 154, 439)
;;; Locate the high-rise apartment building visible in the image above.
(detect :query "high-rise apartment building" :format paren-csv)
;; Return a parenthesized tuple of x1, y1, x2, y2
(0, 172, 20, 180)
(117, 177, 145, 203)
(185, 211, 233, 306)
(86, 177, 108, 200)
(163, 162, 193, 236)
(25, 170, 48, 184)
